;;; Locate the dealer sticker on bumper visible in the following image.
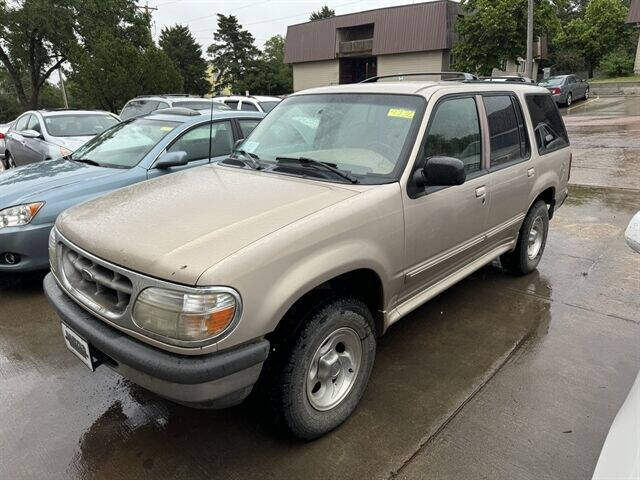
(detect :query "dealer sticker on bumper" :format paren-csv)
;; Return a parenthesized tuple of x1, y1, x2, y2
(61, 323, 94, 371)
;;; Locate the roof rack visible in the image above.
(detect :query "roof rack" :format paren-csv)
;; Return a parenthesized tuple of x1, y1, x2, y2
(360, 71, 478, 83)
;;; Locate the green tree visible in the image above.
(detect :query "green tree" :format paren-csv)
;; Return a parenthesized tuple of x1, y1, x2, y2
(310, 5, 335, 21)
(159, 24, 210, 96)
(453, 0, 560, 76)
(0, 0, 76, 109)
(260, 35, 292, 94)
(66, 0, 182, 112)
(556, 0, 632, 78)
(207, 14, 259, 94)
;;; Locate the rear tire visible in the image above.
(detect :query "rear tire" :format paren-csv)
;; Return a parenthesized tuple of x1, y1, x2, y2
(500, 200, 549, 276)
(265, 296, 376, 440)
(565, 93, 572, 107)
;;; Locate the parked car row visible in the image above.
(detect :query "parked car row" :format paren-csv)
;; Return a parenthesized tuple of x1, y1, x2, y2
(20, 76, 571, 439)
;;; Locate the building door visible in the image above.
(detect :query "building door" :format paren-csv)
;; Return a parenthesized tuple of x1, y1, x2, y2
(339, 57, 377, 84)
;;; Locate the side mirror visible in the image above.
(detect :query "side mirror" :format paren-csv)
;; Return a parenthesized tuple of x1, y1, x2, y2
(21, 129, 42, 139)
(625, 211, 640, 253)
(155, 150, 188, 169)
(414, 156, 466, 188)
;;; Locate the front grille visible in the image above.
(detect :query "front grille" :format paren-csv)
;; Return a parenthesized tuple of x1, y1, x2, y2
(60, 245, 133, 316)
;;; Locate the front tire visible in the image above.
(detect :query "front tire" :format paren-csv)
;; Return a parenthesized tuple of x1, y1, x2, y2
(266, 297, 376, 440)
(500, 200, 549, 276)
(5, 152, 16, 169)
(565, 93, 572, 107)
(584, 88, 590, 100)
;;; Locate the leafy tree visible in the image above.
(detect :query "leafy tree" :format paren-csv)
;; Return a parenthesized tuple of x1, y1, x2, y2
(0, 0, 76, 109)
(598, 49, 635, 77)
(555, 0, 632, 77)
(453, 0, 560, 76)
(261, 35, 292, 94)
(159, 24, 210, 96)
(66, 0, 182, 112)
(207, 14, 259, 94)
(310, 5, 335, 21)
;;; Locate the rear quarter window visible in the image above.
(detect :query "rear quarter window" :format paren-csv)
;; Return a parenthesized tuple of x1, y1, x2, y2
(524, 94, 569, 155)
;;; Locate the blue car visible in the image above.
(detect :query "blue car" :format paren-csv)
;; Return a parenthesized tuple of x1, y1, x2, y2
(0, 108, 264, 272)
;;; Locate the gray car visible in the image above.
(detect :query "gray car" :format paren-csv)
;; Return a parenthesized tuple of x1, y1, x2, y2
(3, 110, 120, 169)
(120, 95, 231, 121)
(538, 74, 590, 107)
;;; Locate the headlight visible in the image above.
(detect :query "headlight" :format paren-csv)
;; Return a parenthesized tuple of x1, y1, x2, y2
(132, 287, 240, 341)
(0, 202, 45, 228)
(48, 227, 57, 272)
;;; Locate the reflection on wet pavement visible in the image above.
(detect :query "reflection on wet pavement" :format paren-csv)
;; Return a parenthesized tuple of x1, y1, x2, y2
(1, 98, 639, 480)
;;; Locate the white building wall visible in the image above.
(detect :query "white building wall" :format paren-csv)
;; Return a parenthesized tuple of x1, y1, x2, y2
(292, 60, 339, 92)
(377, 51, 445, 76)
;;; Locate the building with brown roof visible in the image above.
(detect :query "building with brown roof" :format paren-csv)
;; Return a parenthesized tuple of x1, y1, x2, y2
(283, 1, 459, 91)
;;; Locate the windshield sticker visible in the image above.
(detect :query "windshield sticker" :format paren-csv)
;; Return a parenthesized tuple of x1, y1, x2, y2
(160, 126, 173, 132)
(387, 108, 415, 119)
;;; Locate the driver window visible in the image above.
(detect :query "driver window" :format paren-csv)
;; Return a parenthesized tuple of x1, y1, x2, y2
(167, 121, 233, 161)
(422, 97, 482, 174)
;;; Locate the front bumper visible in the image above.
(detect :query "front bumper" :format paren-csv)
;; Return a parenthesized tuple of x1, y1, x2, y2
(0, 222, 53, 272)
(44, 273, 270, 408)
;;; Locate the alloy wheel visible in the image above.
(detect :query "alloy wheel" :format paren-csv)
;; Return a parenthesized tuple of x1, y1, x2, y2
(306, 327, 362, 411)
(527, 216, 545, 260)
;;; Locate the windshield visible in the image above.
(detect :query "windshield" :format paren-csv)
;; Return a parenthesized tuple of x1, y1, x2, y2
(70, 118, 179, 168)
(259, 101, 279, 113)
(241, 93, 425, 184)
(538, 77, 565, 86)
(44, 114, 119, 137)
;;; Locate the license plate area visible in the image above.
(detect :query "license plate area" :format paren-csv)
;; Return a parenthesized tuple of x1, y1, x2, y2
(61, 323, 94, 371)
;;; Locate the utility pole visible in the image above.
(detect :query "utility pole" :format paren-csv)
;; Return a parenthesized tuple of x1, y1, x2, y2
(136, 2, 158, 30)
(525, 0, 534, 80)
(57, 56, 68, 109)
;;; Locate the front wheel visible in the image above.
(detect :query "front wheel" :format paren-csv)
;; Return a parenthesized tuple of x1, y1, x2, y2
(584, 88, 590, 100)
(501, 200, 549, 276)
(266, 297, 376, 440)
(565, 93, 572, 107)
(5, 152, 16, 169)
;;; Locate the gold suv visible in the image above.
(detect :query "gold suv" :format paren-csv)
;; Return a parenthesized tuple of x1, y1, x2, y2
(45, 74, 571, 439)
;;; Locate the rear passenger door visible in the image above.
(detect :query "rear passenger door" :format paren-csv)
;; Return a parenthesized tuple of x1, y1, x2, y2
(148, 120, 235, 179)
(7, 114, 31, 165)
(482, 94, 533, 249)
(401, 94, 491, 301)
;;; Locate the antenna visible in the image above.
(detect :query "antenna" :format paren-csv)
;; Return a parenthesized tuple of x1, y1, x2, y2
(207, 98, 214, 163)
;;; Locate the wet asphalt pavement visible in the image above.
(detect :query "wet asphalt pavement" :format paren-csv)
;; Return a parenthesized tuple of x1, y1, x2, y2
(1, 96, 639, 480)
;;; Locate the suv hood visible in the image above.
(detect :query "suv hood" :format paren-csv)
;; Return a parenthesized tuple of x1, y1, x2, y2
(57, 165, 360, 285)
(0, 159, 125, 207)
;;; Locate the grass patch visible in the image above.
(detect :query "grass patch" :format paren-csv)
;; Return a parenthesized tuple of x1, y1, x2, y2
(589, 75, 640, 84)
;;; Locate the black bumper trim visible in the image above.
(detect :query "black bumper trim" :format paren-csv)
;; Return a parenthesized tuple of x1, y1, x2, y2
(44, 273, 269, 385)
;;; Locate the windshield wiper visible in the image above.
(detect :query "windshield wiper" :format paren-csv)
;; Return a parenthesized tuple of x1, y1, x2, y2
(230, 149, 263, 170)
(70, 157, 101, 167)
(275, 156, 359, 184)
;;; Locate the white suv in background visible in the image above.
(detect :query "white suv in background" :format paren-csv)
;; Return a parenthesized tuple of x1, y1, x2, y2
(214, 95, 282, 113)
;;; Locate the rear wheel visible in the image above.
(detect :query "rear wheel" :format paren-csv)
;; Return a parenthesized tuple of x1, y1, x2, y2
(500, 200, 549, 276)
(265, 297, 376, 440)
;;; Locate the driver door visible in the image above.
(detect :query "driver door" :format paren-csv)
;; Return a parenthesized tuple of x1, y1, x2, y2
(147, 120, 235, 179)
(400, 95, 492, 303)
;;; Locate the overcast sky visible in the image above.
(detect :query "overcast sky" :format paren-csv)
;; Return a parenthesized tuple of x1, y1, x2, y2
(146, 0, 444, 51)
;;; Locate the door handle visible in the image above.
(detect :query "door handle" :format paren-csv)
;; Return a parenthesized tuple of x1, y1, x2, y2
(475, 186, 486, 198)
(527, 167, 535, 177)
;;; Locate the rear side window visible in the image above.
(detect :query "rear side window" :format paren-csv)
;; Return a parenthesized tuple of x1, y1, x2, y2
(240, 101, 259, 111)
(423, 97, 482, 174)
(483, 95, 530, 168)
(525, 94, 569, 154)
(224, 100, 239, 109)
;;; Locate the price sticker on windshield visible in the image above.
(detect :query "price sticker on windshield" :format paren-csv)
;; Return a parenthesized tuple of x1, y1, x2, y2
(387, 108, 415, 119)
